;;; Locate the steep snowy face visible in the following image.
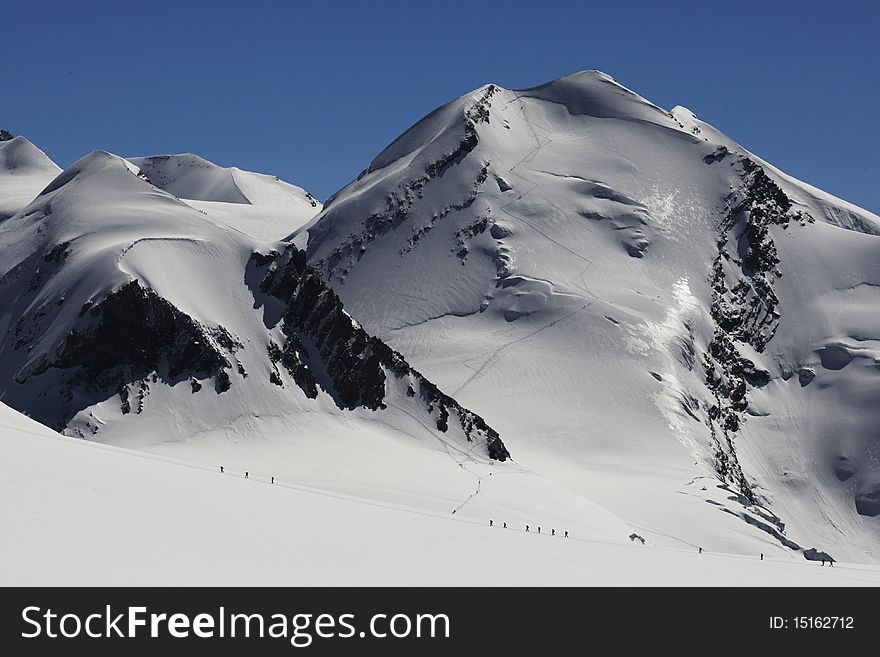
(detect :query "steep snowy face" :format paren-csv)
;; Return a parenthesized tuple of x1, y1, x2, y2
(128, 153, 322, 240)
(302, 70, 880, 560)
(0, 134, 61, 220)
(0, 151, 507, 462)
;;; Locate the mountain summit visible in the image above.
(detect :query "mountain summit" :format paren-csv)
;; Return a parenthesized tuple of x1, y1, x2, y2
(0, 133, 61, 220)
(300, 71, 880, 561)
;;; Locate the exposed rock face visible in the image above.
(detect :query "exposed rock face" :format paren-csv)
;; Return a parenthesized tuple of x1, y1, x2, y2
(312, 86, 499, 282)
(6, 245, 509, 460)
(13, 280, 236, 430)
(802, 547, 836, 563)
(702, 157, 812, 499)
(252, 245, 510, 461)
(59, 282, 232, 382)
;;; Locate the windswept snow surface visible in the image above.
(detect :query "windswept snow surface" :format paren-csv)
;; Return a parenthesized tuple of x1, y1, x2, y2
(0, 150, 504, 471)
(129, 154, 321, 240)
(3, 402, 878, 586)
(0, 135, 61, 220)
(304, 71, 880, 563)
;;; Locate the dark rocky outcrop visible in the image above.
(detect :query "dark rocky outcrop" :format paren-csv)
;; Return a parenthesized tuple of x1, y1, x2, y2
(702, 158, 812, 501)
(252, 246, 510, 461)
(313, 87, 499, 281)
(267, 338, 318, 399)
(54, 282, 232, 383)
(399, 165, 491, 258)
(14, 280, 237, 429)
(802, 548, 836, 563)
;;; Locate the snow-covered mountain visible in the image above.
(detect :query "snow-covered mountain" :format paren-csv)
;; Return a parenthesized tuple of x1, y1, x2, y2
(301, 71, 880, 562)
(0, 131, 61, 220)
(0, 150, 507, 467)
(2, 71, 879, 571)
(128, 153, 322, 240)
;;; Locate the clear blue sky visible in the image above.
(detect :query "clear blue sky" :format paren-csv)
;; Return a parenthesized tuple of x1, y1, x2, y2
(3, 0, 878, 212)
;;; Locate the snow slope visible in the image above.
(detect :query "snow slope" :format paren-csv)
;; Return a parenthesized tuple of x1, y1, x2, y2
(128, 154, 321, 240)
(0, 151, 506, 469)
(303, 71, 880, 563)
(0, 134, 61, 220)
(4, 401, 877, 586)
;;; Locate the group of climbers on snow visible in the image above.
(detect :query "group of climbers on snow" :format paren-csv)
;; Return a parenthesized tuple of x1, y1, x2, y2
(491, 519, 568, 538)
(219, 465, 274, 485)
(217, 464, 836, 567)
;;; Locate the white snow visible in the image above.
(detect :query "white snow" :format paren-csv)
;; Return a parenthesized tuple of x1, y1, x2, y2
(304, 70, 880, 564)
(128, 153, 321, 240)
(3, 401, 877, 586)
(0, 136, 61, 220)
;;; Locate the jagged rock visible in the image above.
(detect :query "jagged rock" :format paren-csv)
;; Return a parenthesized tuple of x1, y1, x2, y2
(803, 548, 835, 563)
(702, 157, 813, 501)
(12, 281, 235, 428)
(215, 371, 231, 393)
(252, 246, 510, 461)
(267, 338, 318, 399)
(119, 387, 131, 414)
(314, 88, 496, 279)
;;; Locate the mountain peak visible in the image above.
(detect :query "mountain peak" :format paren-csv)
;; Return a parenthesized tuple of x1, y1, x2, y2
(0, 134, 62, 220)
(37, 150, 141, 198)
(0, 134, 60, 173)
(129, 153, 321, 212)
(515, 69, 672, 125)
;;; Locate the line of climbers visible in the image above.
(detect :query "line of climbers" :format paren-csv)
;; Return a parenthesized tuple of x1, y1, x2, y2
(490, 520, 568, 538)
(219, 465, 274, 485)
